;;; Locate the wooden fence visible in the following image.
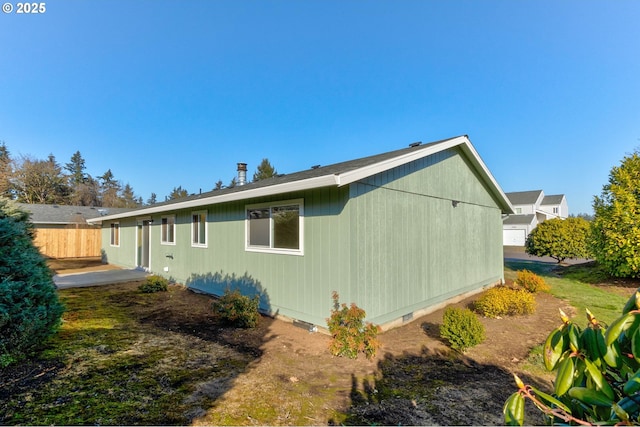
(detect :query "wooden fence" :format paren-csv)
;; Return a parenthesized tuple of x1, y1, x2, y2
(33, 226, 102, 258)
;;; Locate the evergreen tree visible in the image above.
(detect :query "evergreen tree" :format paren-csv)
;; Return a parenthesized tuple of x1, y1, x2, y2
(146, 192, 157, 205)
(64, 150, 87, 186)
(64, 151, 97, 206)
(120, 183, 139, 208)
(252, 158, 277, 182)
(98, 169, 122, 208)
(168, 186, 188, 200)
(213, 180, 224, 190)
(0, 142, 13, 198)
(0, 198, 64, 366)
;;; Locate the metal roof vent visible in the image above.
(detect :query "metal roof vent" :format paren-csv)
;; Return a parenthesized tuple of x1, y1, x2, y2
(409, 141, 422, 147)
(237, 163, 247, 186)
(311, 165, 320, 169)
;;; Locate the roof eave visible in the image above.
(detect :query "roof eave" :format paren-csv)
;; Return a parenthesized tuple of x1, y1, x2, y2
(87, 174, 340, 223)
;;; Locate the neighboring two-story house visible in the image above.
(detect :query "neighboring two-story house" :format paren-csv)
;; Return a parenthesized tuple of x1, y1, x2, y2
(502, 190, 568, 246)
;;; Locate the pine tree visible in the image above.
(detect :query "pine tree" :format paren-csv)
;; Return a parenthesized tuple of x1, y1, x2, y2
(168, 186, 188, 200)
(252, 158, 277, 182)
(0, 142, 13, 198)
(0, 198, 64, 366)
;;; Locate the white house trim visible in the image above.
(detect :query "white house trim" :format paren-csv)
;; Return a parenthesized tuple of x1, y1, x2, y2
(88, 135, 514, 224)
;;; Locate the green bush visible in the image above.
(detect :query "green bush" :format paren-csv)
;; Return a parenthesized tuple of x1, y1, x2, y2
(505, 296, 640, 426)
(0, 198, 64, 367)
(213, 288, 260, 328)
(327, 291, 381, 360)
(516, 269, 549, 293)
(439, 307, 485, 353)
(473, 286, 536, 318)
(138, 275, 169, 293)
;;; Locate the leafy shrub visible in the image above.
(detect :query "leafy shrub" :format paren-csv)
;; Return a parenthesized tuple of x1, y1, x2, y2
(473, 286, 536, 318)
(138, 275, 169, 293)
(525, 217, 591, 263)
(327, 291, 381, 360)
(516, 269, 549, 293)
(0, 198, 64, 367)
(213, 288, 260, 328)
(505, 298, 640, 426)
(439, 307, 486, 353)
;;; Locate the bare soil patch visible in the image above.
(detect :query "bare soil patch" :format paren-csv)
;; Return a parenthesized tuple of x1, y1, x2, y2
(0, 259, 595, 425)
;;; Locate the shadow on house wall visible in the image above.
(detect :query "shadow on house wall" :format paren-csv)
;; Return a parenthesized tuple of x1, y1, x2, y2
(185, 271, 272, 315)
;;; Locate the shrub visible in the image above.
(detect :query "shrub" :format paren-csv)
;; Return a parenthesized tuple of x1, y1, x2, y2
(327, 291, 381, 360)
(439, 307, 486, 353)
(138, 275, 169, 293)
(0, 198, 64, 367)
(473, 286, 536, 318)
(213, 288, 260, 328)
(505, 298, 640, 426)
(525, 217, 592, 263)
(516, 269, 549, 293)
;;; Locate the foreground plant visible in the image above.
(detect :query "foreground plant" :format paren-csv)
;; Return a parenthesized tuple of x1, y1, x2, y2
(327, 291, 381, 360)
(505, 292, 640, 425)
(0, 198, 64, 367)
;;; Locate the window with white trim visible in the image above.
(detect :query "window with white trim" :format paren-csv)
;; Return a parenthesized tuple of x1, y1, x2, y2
(246, 200, 303, 254)
(191, 210, 207, 247)
(110, 222, 120, 246)
(161, 215, 176, 244)
(553, 207, 559, 214)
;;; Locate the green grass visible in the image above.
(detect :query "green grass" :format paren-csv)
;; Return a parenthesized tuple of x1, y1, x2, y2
(505, 260, 628, 325)
(2, 285, 243, 425)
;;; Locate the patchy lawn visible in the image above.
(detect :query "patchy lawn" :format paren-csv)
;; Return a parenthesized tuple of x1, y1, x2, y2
(1, 258, 637, 425)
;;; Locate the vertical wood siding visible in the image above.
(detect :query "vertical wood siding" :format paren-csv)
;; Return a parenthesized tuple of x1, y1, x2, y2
(101, 146, 504, 328)
(348, 147, 503, 325)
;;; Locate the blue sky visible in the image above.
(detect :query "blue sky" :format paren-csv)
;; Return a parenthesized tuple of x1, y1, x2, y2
(1, 1, 639, 214)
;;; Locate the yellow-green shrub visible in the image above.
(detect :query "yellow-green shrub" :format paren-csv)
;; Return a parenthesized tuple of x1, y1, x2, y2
(439, 307, 486, 353)
(516, 269, 549, 293)
(473, 286, 536, 318)
(138, 275, 169, 293)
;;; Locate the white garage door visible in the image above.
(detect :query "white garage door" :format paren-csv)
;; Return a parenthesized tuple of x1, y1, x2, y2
(503, 229, 526, 246)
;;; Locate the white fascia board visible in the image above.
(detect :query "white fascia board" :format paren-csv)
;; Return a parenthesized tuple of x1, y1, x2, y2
(456, 139, 515, 215)
(86, 174, 339, 223)
(334, 136, 469, 187)
(335, 135, 514, 215)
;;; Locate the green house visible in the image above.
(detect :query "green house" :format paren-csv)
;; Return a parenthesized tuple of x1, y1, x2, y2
(88, 135, 513, 330)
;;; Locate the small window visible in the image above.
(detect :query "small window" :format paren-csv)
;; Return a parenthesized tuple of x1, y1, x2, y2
(553, 207, 559, 214)
(161, 215, 176, 244)
(191, 210, 207, 247)
(246, 200, 303, 255)
(515, 208, 522, 214)
(110, 222, 120, 247)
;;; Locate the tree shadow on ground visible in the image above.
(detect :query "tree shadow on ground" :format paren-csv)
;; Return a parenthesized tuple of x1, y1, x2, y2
(335, 347, 549, 426)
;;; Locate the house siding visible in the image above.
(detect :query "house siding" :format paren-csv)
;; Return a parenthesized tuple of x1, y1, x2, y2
(101, 145, 504, 329)
(103, 187, 352, 327)
(348, 147, 503, 325)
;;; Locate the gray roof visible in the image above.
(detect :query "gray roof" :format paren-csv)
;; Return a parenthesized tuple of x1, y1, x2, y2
(503, 214, 536, 226)
(17, 203, 132, 225)
(541, 194, 565, 205)
(89, 135, 515, 222)
(505, 190, 543, 205)
(139, 138, 449, 210)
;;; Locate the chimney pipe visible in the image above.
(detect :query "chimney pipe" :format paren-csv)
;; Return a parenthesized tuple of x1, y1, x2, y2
(237, 162, 247, 186)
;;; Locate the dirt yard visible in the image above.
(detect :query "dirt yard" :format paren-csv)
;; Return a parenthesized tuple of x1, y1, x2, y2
(2, 258, 634, 425)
